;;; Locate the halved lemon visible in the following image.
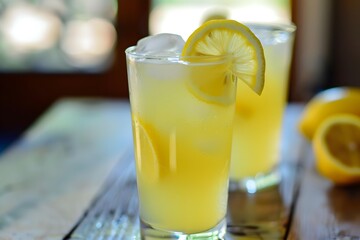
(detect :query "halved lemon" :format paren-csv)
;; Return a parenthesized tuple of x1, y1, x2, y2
(182, 19, 265, 103)
(132, 116, 160, 183)
(313, 114, 360, 185)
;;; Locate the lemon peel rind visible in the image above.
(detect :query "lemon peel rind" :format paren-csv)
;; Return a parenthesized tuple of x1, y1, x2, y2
(182, 19, 265, 95)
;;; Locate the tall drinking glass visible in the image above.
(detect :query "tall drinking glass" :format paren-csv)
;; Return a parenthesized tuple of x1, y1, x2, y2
(126, 47, 236, 239)
(230, 23, 296, 193)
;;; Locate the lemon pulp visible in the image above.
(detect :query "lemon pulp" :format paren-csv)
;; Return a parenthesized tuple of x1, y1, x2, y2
(314, 114, 360, 185)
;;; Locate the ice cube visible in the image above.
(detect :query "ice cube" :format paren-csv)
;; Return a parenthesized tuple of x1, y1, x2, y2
(136, 33, 185, 57)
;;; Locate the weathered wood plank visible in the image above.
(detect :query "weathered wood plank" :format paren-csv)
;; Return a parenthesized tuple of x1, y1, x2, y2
(4, 100, 337, 240)
(0, 99, 133, 240)
(287, 142, 360, 239)
(65, 149, 140, 240)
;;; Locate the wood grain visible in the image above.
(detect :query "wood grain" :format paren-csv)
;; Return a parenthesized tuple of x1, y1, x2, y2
(65, 149, 140, 240)
(1, 99, 359, 240)
(287, 143, 360, 240)
(0, 99, 133, 239)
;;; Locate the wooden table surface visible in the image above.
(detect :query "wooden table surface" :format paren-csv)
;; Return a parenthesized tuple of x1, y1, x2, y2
(0, 98, 359, 240)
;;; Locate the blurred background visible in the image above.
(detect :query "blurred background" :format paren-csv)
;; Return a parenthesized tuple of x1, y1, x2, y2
(0, 0, 359, 151)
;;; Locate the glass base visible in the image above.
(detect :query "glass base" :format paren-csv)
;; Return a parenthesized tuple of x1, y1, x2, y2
(229, 168, 281, 194)
(139, 218, 226, 240)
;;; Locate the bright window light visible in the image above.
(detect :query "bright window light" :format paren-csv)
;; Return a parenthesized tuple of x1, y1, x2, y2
(1, 3, 61, 52)
(150, 1, 291, 40)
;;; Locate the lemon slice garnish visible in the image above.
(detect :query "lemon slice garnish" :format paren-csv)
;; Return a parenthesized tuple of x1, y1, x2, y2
(184, 59, 236, 105)
(182, 19, 265, 98)
(133, 116, 160, 183)
(313, 114, 360, 185)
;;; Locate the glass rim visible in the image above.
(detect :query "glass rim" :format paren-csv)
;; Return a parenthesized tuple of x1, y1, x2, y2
(244, 22, 297, 34)
(125, 46, 231, 64)
(125, 22, 296, 61)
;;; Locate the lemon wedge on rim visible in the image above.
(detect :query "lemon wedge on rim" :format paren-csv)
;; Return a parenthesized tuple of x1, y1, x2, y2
(182, 19, 265, 97)
(313, 114, 360, 185)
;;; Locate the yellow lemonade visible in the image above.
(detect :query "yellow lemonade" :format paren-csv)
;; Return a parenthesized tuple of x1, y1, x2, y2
(126, 50, 236, 233)
(230, 24, 295, 181)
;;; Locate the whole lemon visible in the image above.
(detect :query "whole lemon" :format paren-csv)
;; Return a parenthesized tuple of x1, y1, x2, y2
(298, 87, 360, 140)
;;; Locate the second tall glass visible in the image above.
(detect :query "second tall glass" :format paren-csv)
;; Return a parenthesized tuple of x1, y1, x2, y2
(230, 23, 296, 193)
